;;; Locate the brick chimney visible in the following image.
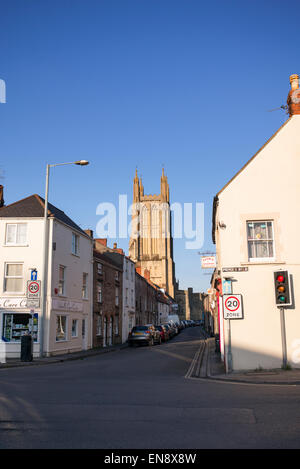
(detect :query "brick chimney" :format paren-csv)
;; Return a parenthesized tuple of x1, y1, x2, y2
(0, 185, 4, 208)
(84, 229, 93, 238)
(287, 74, 300, 116)
(144, 269, 151, 282)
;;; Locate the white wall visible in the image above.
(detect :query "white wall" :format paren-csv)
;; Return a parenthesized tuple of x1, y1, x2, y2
(216, 115, 300, 371)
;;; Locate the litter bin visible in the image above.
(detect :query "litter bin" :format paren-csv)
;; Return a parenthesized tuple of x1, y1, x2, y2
(21, 334, 33, 362)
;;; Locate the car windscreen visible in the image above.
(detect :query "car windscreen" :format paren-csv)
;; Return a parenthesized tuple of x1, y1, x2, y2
(132, 326, 148, 331)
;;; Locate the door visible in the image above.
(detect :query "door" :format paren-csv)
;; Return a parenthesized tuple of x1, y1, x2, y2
(82, 318, 88, 350)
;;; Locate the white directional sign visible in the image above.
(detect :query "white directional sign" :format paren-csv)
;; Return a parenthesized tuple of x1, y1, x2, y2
(27, 280, 41, 299)
(223, 294, 243, 319)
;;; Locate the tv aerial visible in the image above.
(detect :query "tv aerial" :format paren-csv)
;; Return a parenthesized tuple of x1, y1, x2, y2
(267, 104, 288, 114)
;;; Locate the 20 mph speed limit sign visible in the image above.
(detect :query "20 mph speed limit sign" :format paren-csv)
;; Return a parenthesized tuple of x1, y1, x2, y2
(27, 280, 41, 299)
(223, 294, 243, 319)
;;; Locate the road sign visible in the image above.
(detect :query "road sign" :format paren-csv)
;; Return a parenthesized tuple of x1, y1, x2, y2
(27, 280, 41, 299)
(31, 270, 37, 281)
(223, 294, 243, 319)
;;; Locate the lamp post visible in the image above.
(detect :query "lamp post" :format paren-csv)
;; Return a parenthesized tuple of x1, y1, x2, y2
(40, 160, 89, 357)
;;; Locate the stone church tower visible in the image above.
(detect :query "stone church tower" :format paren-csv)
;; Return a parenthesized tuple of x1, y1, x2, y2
(129, 168, 176, 298)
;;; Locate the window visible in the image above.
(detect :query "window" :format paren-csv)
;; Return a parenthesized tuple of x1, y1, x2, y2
(97, 282, 102, 303)
(125, 288, 128, 306)
(247, 221, 275, 261)
(97, 263, 103, 275)
(71, 319, 78, 337)
(115, 287, 119, 306)
(4, 263, 23, 292)
(56, 315, 67, 342)
(58, 265, 66, 296)
(2, 313, 38, 342)
(72, 233, 79, 255)
(82, 273, 88, 299)
(115, 315, 119, 335)
(5, 223, 27, 245)
(115, 270, 119, 281)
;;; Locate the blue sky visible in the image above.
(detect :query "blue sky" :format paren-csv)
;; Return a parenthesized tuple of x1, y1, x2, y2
(0, 0, 299, 292)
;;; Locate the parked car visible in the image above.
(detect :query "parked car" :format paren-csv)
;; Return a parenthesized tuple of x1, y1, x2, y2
(154, 325, 169, 342)
(128, 325, 161, 346)
(162, 322, 176, 338)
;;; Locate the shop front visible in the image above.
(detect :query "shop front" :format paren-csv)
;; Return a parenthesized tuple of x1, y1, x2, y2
(0, 297, 40, 359)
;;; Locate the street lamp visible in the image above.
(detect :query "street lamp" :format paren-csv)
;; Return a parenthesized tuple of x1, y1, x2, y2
(40, 160, 90, 357)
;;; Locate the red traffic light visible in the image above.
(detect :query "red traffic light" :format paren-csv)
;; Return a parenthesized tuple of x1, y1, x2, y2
(277, 274, 284, 283)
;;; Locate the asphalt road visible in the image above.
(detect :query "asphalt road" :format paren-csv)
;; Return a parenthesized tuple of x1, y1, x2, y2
(1, 326, 300, 449)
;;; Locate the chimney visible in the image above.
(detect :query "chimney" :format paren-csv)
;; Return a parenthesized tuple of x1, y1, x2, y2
(287, 74, 300, 116)
(95, 238, 107, 247)
(144, 269, 151, 281)
(84, 229, 93, 238)
(113, 242, 117, 249)
(0, 185, 4, 208)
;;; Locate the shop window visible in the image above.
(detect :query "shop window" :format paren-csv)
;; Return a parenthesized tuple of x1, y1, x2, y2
(56, 315, 67, 342)
(71, 319, 78, 338)
(2, 313, 38, 342)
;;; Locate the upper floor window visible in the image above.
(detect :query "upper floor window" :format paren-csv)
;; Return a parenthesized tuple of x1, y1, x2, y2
(97, 282, 102, 303)
(97, 262, 103, 275)
(247, 221, 275, 261)
(4, 263, 23, 293)
(72, 233, 79, 256)
(5, 223, 27, 245)
(82, 273, 88, 299)
(115, 286, 119, 306)
(58, 265, 66, 296)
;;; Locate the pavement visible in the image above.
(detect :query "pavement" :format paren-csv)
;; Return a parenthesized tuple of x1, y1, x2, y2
(2, 331, 300, 385)
(203, 337, 300, 386)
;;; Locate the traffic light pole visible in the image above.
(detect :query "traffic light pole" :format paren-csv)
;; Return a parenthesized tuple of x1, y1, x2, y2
(280, 307, 287, 369)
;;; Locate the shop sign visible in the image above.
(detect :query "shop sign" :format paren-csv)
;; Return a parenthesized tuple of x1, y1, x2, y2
(52, 298, 83, 312)
(0, 298, 28, 309)
(201, 256, 216, 269)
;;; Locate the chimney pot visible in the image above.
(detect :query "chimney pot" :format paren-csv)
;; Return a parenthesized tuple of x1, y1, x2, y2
(0, 185, 4, 208)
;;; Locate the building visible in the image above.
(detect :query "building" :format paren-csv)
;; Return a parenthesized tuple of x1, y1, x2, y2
(135, 268, 158, 325)
(129, 169, 176, 298)
(0, 192, 93, 358)
(175, 282, 205, 322)
(92, 239, 135, 344)
(92, 240, 123, 348)
(212, 74, 300, 372)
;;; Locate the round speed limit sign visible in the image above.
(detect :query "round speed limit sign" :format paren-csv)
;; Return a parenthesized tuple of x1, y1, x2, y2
(223, 294, 243, 319)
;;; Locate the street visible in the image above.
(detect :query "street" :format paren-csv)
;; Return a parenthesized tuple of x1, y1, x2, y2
(1, 326, 300, 449)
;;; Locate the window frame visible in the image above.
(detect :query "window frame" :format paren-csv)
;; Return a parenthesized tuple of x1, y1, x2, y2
(71, 232, 80, 256)
(247, 220, 276, 262)
(4, 262, 24, 293)
(56, 315, 68, 342)
(71, 319, 78, 338)
(82, 272, 88, 300)
(58, 265, 66, 296)
(5, 223, 27, 246)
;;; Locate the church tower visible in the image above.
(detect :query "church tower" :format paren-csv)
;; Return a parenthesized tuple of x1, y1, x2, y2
(129, 168, 176, 298)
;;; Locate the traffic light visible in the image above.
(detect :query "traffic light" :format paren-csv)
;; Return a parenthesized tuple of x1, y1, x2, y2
(274, 271, 291, 306)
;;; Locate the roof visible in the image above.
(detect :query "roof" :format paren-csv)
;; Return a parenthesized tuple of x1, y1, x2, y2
(0, 194, 87, 236)
(93, 249, 123, 270)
